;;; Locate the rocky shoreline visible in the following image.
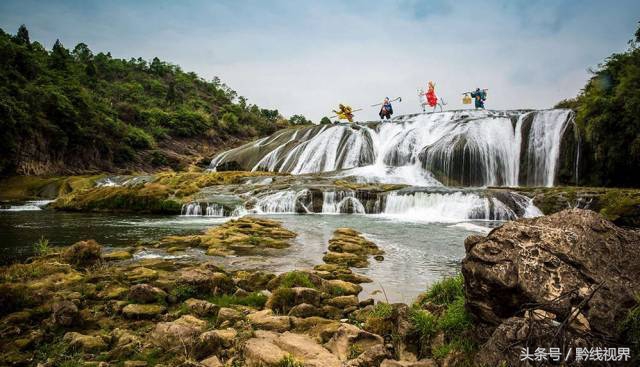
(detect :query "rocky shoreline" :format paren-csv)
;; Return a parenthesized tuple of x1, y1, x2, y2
(1, 209, 638, 366)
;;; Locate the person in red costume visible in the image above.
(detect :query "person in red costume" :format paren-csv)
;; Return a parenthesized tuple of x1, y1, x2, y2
(426, 81, 438, 108)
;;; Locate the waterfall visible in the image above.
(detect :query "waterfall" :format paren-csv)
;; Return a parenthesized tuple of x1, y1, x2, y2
(210, 110, 577, 187)
(322, 191, 366, 214)
(205, 203, 224, 217)
(181, 202, 202, 216)
(380, 191, 537, 222)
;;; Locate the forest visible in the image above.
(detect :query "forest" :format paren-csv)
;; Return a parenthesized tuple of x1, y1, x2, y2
(0, 25, 300, 175)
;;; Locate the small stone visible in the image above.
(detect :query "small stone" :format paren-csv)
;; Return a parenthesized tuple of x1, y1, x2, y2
(52, 300, 79, 326)
(63, 332, 107, 353)
(103, 250, 133, 261)
(324, 295, 359, 308)
(200, 355, 223, 367)
(126, 267, 158, 283)
(288, 303, 321, 318)
(122, 304, 165, 319)
(216, 307, 243, 326)
(247, 310, 292, 332)
(128, 284, 167, 304)
(185, 298, 220, 317)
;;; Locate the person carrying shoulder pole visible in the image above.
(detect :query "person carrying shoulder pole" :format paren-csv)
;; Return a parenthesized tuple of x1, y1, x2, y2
(466, 88, 487, 109)
(379, 97, 393, 121)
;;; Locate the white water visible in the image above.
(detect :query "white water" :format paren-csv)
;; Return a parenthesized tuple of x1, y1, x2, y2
(210, 110, 576, 187)
(244, 188, 541, 223)
(321, 191, 366, 214)
(0, 200, 54, 211)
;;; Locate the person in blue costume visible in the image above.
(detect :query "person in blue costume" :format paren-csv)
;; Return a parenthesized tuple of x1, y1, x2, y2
(470, 88, 487, 109)
(379, 97, 393, 120)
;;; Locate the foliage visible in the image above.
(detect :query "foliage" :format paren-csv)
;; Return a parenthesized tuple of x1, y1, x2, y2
(288, 114, 312, 125)
(320, 116, 332, 125)
(556, 22, 640, 187)
(0, 25, 286, 175)
(369, 302, 393, 318)
(277, 354, 304, 367)
(619, 294, 640, 363)
(419, 273, 464, 306)
(410, 275, 476, 361)
(33, 236, 51, 256)
(278, 271, 316, 289)
(409, 308, 438, 342)
(207, 292, 268, 308)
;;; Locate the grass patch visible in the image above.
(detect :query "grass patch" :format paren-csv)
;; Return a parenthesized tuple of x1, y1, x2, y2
(410, 308, 438, 342)
(437, 296, 472, 334)
(420, 274, 464, 306)
(369, 302, 393, 318)
(208, 292, 268, 308)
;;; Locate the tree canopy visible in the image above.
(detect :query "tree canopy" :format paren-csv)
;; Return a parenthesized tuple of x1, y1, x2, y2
(556, 22, 640, 187)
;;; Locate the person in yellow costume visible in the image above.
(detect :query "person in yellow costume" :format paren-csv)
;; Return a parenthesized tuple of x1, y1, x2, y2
(333, 104, 354, 122)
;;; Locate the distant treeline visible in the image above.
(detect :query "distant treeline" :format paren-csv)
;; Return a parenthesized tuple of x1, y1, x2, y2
(556, 23, 640, 187)
(0, 25, 310, 175)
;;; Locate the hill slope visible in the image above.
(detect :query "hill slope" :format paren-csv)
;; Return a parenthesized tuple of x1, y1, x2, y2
(0, 25, 289, 176)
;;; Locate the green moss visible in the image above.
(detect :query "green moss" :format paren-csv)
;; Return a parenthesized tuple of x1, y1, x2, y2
(277, 354, 304, 367)
(170, 284, 199, 301)
(278, 271, 315, 289)
(207, 292, 268, 308)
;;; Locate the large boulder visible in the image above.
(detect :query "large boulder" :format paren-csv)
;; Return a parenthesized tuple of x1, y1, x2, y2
(462, 209, 640, 339)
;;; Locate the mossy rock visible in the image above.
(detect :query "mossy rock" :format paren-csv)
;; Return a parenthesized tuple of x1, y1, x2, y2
(122, 304, 166, 319)
(103, 250, 133, 261)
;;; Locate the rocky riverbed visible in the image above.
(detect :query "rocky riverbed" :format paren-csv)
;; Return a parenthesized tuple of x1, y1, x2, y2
(1, 209, 638, 366)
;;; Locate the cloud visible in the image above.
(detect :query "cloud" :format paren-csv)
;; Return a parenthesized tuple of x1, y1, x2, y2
(1, 0, 639, 121)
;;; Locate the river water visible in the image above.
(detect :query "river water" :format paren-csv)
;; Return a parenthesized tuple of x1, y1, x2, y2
(0, 206, 502, 302)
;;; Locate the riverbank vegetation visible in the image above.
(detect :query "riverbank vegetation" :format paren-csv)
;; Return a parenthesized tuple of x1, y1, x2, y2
(556, 23, 640, 187)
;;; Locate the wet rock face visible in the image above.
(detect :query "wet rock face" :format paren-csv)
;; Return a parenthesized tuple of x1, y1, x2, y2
(462, 208, 640, 339)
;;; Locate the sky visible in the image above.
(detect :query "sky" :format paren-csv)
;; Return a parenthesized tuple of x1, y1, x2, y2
(1, 0, 639, 121)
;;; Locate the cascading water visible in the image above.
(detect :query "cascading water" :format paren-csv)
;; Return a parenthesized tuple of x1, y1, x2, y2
(210, 110, 578, 188)
(181, 202, 202, 216)
(322, 191, 366, 214)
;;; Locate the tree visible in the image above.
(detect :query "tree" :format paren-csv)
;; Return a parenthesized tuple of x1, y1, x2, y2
(72, 43, 93, 63)
(15, 24, 30, 45)
(320, 116, 332, 125)
(289, 114, 311, 125)
(50, 39, 70, 70)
